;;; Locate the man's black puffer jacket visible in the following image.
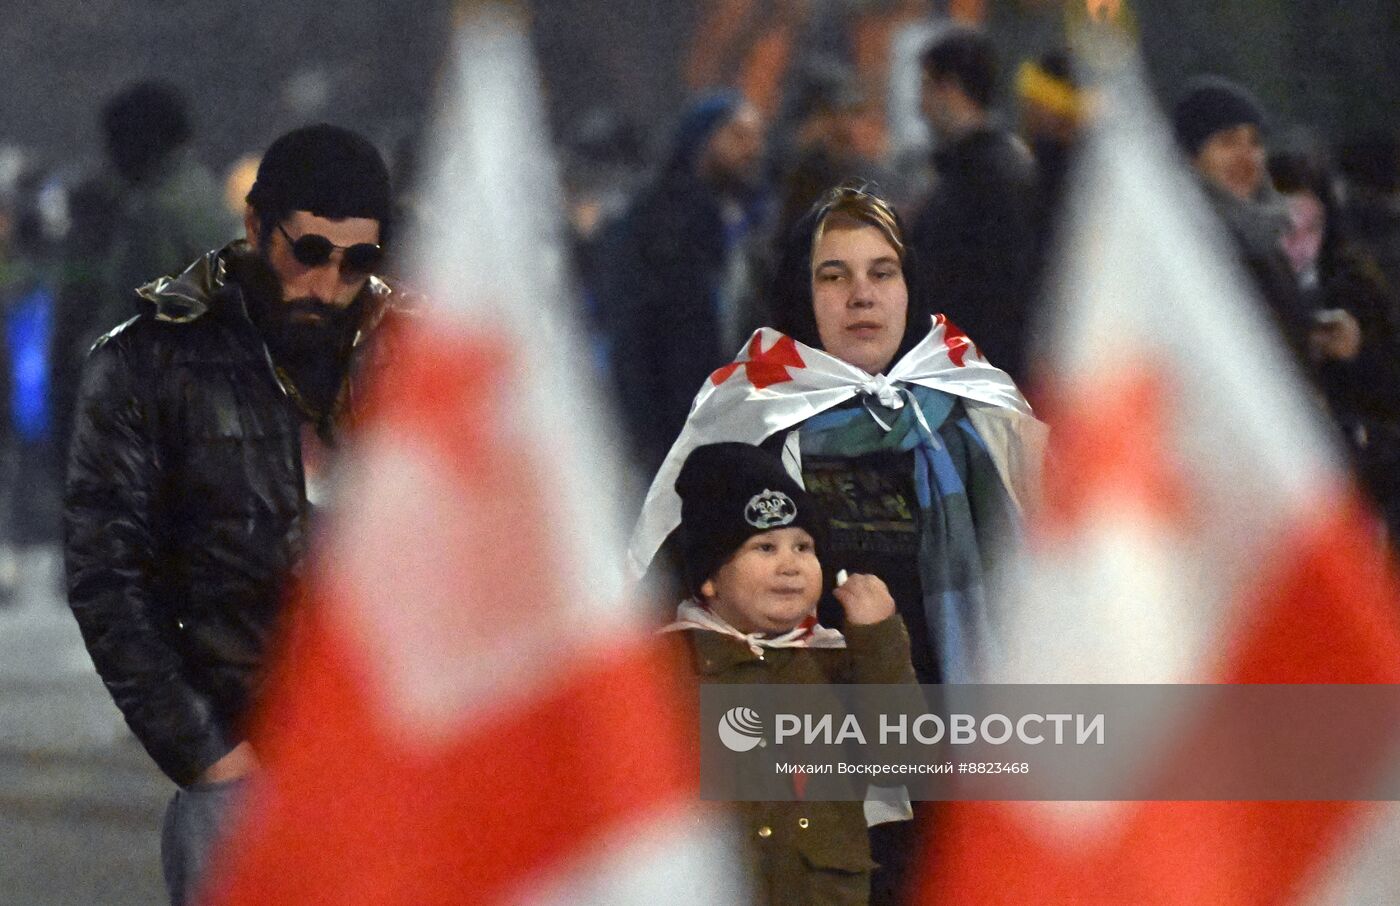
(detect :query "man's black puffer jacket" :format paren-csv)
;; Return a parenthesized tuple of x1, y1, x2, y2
(64, 244, 391, 786)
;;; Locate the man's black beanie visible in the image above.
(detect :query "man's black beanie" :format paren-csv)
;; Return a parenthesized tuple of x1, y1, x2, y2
(246, 123, 392, 228)
(1172, 76, 1266, 157)
(675, 442, 828, 598)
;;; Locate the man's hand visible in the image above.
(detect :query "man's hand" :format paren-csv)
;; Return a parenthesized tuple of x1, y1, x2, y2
(199, 741, 259, 784)
(832, 572, 896, 626)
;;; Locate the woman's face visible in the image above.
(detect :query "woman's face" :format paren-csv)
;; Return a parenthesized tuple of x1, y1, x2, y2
(1281, 190, 1326, 277)
(810, 221, 908, 375)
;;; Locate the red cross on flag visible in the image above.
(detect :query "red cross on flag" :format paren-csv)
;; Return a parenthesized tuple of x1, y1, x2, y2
(919, 46, 1400, 906)
(630, 320, 1037, 580)
(200, 6, 744, 905)
(709, 333, 806, 389)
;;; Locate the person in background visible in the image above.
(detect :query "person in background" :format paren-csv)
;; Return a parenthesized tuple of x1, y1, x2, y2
(1016, 47, 1093, 338)
(770, 60, 887, 249)
(600, 91, 768, 475)
(908, 25, 1039, 389)
(560, 107, 649, 378)
(94, 81, 236, 339)
(51, 82, 235, 491)
(49, 173, 122, 458)
(1017, 49, 1084, 240)
(64, 124, 402, 906)
(1337, 131, 1400, 301)
(1171, 75, 1317, 364)
(1270, 148, 1400, 544)
(0, 166, 66, 604)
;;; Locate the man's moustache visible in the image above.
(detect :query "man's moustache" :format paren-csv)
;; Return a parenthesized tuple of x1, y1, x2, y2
(281, 297, 346, 324)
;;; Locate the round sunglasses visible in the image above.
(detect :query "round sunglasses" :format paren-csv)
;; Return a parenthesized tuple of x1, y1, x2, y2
(276, 222, 383, 275)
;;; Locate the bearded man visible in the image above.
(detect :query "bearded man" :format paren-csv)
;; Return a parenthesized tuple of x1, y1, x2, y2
(62, 123, 400, 906)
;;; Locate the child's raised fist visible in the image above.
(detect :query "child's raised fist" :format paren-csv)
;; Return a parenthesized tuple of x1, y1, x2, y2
(832, 572, 895, 626)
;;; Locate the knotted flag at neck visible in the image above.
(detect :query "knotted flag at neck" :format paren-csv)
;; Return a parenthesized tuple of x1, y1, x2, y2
(628, 315, 1035, 579)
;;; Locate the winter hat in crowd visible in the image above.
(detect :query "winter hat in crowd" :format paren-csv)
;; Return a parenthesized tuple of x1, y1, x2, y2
(1172, 76, 1266, 157)
(666, 90, 745, 175)
(1016, 49, 1084, 124)
(102, 81, 192, 183)
(675, 442, 828, 597)
(246, 124, 393, 229)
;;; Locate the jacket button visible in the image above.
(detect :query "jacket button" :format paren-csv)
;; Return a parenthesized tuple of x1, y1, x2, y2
(757, 826, 772, 839)
(797, 818, 810, 829)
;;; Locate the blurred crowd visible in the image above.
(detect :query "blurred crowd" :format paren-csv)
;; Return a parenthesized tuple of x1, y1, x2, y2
(561, 12, 1400, 547)
(0, 8, 1397, 906)
(0, 5, 1397, 614)
(0, 81, 239, 603)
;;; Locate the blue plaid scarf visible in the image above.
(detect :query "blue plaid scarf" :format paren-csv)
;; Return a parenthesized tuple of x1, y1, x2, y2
(798, 384, 1018, 682)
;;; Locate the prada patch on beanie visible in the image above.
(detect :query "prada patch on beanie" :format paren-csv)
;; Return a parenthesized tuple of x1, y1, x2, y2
(246, 123, 392, 225)
(1172, 76, 1265, 157)
(674, 442, 827, 597)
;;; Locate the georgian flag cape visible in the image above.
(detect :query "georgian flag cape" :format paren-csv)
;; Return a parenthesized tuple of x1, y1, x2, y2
(627, 314, 1048, 579)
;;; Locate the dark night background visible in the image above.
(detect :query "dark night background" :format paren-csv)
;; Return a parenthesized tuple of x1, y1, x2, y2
(1, 1, 1396, 180)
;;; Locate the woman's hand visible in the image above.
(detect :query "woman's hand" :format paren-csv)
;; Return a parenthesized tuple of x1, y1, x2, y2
(1309, 309, 1363, 362)
(833, 572, 896, 626)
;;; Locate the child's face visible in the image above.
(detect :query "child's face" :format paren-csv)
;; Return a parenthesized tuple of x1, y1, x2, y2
(701, 527, 823, 635)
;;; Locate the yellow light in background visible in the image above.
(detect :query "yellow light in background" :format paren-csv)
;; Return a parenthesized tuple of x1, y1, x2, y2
(223, 155, 260, 219)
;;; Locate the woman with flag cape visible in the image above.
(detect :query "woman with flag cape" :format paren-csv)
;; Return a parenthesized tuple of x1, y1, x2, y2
(629, 183, 1046, 687)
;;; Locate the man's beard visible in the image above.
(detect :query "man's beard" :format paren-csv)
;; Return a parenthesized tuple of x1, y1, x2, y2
(235, 249, 365, 417)
(263, 297, 357, 362)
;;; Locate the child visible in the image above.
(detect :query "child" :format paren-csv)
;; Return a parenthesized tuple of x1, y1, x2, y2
(663, 442, 917, 906)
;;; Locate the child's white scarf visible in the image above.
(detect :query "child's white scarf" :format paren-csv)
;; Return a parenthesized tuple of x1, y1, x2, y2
(660, 598, 847, 656)
(661, 598, 913, 825)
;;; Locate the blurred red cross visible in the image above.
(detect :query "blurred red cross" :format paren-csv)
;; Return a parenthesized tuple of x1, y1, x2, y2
(1038, 366, 1193, 541)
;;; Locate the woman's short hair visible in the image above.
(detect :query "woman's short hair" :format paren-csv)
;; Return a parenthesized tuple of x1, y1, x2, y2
(808, 183, 906, 266)
(766, 181, 930, 363)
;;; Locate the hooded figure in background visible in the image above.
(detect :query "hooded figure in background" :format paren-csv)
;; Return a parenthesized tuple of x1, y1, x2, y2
(598, 90, 769, 475)
(908, 26, 1040, 389)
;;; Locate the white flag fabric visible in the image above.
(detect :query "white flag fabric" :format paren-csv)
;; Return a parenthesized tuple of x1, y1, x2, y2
(922, 44, 1400, 906)
(206, 6, 745, 905)
(628, 316, 1044, 580)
